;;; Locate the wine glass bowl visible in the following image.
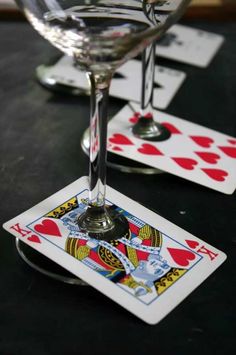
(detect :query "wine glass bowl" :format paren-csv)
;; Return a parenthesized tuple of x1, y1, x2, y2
(15, 0, 190, 241)
(17, 1, 190, 73)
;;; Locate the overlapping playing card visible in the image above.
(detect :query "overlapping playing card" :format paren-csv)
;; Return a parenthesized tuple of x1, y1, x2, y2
(3, 25, 230, 324)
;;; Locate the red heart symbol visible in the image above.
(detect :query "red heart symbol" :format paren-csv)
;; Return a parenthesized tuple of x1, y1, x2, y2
(190, 136, 214, 148)
(228, 139, 236, 145)
(138, 144, 163, 156)
(129, 116, 139, 124)
(195, 151, 220, 164)
(112, 146, 123, 151)
(109, 134, 134, 145)
(161, 122, 182, 134)
(34, 219, 62, 237)
(129, 112, 140, 123)
(167, 247, 196, 267)
(201, 168, 228, 182)
(129, 112, 153, 124)
(27, 235, 41, 244)
(144, 112, 153, 119)
(172, 157, 198, 170)
(218, 146, 236, 158)
(185, 239, 199, 249)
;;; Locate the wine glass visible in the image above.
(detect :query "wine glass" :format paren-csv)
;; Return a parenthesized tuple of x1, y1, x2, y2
(116, 40, 171, 174)
(80, 3, 190, 173)
(15, 0, 190, 242)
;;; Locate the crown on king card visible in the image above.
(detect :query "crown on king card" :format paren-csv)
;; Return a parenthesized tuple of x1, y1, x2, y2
(155, 268, 187, 295)
(46, 197, 78, 219)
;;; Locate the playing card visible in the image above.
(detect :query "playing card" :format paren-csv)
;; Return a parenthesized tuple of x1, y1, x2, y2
(0, 0, 17, 9)
(154, 0, 184, 11)
(40, 55, 186, 110)
(156, 24, 224, 67)
(3, 176, 226, 325)
(111, 59, 186, 110)
(107, 102, 236, 194)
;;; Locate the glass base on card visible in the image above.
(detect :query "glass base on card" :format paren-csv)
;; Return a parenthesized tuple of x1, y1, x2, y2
(132, 115, 171, 142)
(77, 205, 130, 241)
(36, 61, 89, 96)
(81, 128, 163, 174)
(15, 239, 88, 286)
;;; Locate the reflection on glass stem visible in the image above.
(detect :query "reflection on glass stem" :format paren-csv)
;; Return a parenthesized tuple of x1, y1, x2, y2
(132, 41, 171, 141)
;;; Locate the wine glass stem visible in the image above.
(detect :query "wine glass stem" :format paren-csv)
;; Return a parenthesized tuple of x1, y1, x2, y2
(77, 71, 129, 240)
(141, 41, 155, 114)
(87, 72, 112, 207)
(132, 42, 160, 137)
(132, 42, 171, 141)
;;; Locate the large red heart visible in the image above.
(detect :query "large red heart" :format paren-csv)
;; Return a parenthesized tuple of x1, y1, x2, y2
(109, 134, 134, 145)
(27, 235, 41, 244)
(138, 143, 163, 156)
(167, 247, 196, 267)
(218, 146, 236, 158)
(201, 168, 228, 182)
(195, 151, 220, 164)
(172, 157, 198, 170)
(34, 219, 62, 237)
(190, 135, 214, 148)
(161, 122, 182, 134)
(185, 239, 199, 249)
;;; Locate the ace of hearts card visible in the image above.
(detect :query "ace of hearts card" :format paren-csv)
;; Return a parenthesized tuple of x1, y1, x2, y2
(3, 177, 226, 325)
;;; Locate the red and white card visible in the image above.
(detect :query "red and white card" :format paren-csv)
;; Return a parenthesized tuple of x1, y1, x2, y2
(107, 103, 236, 194)
(3, 176, 226, 325)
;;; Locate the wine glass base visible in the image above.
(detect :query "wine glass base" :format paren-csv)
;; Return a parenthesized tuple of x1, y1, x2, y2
(77, 206, 130, 241)
(15, 239, 88, 286)
(132, 122, 171, 142)
(81, 128, 164, 175)
(36, 63, 89, 96)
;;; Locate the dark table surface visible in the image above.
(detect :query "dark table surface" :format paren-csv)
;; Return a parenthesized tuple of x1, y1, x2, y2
(0, 20, 235, 355)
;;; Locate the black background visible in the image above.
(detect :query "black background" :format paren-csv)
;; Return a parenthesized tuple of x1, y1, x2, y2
(0, 20, 235, 355)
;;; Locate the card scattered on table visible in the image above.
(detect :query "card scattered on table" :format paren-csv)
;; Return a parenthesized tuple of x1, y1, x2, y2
(3, 177, 226, 324)
(107, 103, 236, 194)
(156, 24, 224, 68)
(155, 0, 183, 12)
(0, 0, 17, 9)
(40, 55, 186, 109)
